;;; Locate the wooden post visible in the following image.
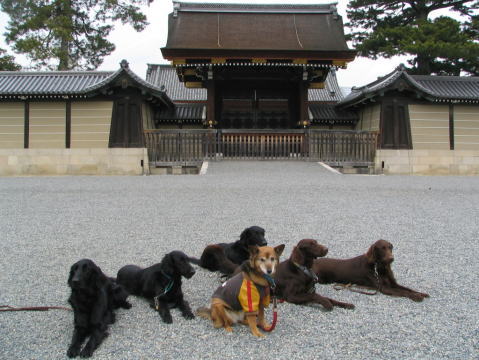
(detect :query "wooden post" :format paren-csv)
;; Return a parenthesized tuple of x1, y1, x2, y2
(299, 81, 309, 128)
(66, 100, 71, 148)
(449, 103, 454, 150)
(206, 80, 216, 128)
(24, 101, 29, 149)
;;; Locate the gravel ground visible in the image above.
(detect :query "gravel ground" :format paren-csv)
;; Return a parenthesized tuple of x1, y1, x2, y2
(0, 161, 478, 360)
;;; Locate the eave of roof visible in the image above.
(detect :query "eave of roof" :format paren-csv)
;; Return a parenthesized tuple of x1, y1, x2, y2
(0, 60, 173, 107)
(339, 64, 479, 107)
(173, 2, 336, 14)
(146, 64, 345, 103)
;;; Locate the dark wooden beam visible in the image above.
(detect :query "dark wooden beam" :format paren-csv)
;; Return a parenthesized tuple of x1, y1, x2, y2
(206, 80, 216, 127)
(66, 100, 71, 148)
(449, 103, 454, 150)
(24, 101, 29, 149)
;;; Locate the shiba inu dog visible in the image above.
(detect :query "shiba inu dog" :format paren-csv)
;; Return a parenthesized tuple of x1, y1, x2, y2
(197, 244, 285, 337)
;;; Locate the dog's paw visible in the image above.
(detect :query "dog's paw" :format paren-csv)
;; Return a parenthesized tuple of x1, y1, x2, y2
(410, 294, 424, 302)
(161, 315, 173, 324)
(344, 303, 355, 310)
(123, 301, 132, 309)
(79, 347, 93, 358)
(67, 346, 80, 358)
(183, 312, 195, 320)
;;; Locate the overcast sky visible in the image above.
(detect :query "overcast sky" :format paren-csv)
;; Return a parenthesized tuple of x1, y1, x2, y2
(0, 0, 413, 88)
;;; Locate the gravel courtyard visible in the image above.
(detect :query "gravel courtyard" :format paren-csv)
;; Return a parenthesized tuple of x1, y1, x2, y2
(1, 161, 478, 360)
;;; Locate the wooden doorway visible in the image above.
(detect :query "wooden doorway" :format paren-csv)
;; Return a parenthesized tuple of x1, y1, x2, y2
(380, 99, 412, 149)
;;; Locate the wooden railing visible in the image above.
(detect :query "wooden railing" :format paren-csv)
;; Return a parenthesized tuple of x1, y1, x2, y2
(144, 129, 378, 165)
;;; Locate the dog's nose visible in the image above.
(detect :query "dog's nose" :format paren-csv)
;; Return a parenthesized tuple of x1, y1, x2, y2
(322, 247, 329, 256)
(267, 269, 272, 274)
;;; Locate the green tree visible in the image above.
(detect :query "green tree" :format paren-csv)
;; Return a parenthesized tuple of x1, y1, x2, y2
(0, 48, 21, 71)
(1, 0, 152, 70)
(346, 0, 479, 75)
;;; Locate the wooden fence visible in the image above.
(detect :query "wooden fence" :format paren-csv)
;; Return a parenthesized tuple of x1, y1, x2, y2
(144, 129, 378, 166)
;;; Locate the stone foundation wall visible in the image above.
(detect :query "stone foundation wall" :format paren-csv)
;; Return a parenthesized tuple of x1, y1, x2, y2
(376, 150, 479, 175)
(0, 148, 149, 176)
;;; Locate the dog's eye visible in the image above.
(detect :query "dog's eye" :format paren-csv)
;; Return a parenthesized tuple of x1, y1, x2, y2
(270, 257, 275, 262)
(260, 258, 265, 262)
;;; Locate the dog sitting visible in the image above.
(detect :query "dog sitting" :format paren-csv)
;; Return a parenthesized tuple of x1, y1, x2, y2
(117, 251, 195, 323)
(312, 239, 430, 302)
(274, 239, 355, 310)
(188, 226, 267, 276)
(197, 244, 284, 337)
(67, 259, 131, 358)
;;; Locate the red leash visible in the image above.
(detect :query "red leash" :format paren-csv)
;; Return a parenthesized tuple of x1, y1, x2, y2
(260, 295, 278, 332)
(0, 305, 72, 312)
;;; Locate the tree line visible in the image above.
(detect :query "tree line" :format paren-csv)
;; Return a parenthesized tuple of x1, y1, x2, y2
(0, 0, 478, 76)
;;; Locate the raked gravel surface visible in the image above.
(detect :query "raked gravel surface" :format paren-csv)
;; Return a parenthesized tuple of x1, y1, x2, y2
(0, 161, 478, 360)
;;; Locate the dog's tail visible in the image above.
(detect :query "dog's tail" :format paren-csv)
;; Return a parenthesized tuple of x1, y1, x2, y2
(196, 307, 212, 320)
(187, 256, 201, 266)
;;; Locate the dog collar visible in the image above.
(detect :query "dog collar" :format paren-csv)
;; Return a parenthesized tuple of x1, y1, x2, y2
(293, 262, 319, 283)
(262, 273, 276, 290)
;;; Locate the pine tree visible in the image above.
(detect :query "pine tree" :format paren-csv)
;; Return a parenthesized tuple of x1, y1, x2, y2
(0, 48, 21, 71)
(1, 0, 152, 70)
(346, 0, 479, 75)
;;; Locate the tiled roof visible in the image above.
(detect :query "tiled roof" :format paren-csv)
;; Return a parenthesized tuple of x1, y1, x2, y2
(146, 64, 206, 102)
(339, 64, 479, 107)
(0, 71, 114, 95)
(309, 104, 358, 125)
(0, 60, 173, 106)
(162, 2, 355, 61)
(157, 103, 205, 121)
(146, 64, 345, 102)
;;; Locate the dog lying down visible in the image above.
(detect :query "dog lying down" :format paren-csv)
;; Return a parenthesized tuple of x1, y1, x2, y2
(67, 259, 131, 358)
(313, 239, 430, 302)
(274, 239, 355, 310)
(188, 226, 267, 276)
(117, 251, 196, 324)
(197, 244, 285, 337)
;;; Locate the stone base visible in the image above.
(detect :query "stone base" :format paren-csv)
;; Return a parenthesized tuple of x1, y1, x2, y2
(0, 148, 149, 176)
(376, 150, 479, 175)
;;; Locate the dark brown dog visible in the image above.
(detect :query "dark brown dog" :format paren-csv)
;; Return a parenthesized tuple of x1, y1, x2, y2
(274, 239, 355, 310)
(312, 239, 430, 302)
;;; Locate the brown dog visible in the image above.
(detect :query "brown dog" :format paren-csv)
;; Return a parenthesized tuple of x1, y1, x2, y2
(197, 244, 285, 337)
(274, 239, 355, 310)
(312, 239, 430, 302)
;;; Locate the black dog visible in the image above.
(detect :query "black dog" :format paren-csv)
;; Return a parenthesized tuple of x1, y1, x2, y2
(117, 251, 195, 324)
(67, 259, 131, 358)
(188, 226, 267, 275)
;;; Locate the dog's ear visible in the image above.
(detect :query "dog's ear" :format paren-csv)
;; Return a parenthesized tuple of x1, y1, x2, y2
(239, 228, 251, 246)
(248, 245, 259, 258)
(161, 253, 175, 275)
(92, 263, 106, 290)
(291, 244, 304, 265)
(67, 265, 75, 286)
(274, 244, 285, 258)
(366, 243, 376, 264)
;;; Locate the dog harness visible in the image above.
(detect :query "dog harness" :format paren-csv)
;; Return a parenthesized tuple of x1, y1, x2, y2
(212, 272, 270, 314)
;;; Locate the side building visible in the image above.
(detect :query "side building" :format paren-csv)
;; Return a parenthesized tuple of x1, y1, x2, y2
(0, 60, 173, 175)
(339, 64, 479, 175)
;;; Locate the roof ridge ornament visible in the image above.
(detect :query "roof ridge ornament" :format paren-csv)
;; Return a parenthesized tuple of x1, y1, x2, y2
(173, 1, 180, 17)
(120, 59, 129, 69)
